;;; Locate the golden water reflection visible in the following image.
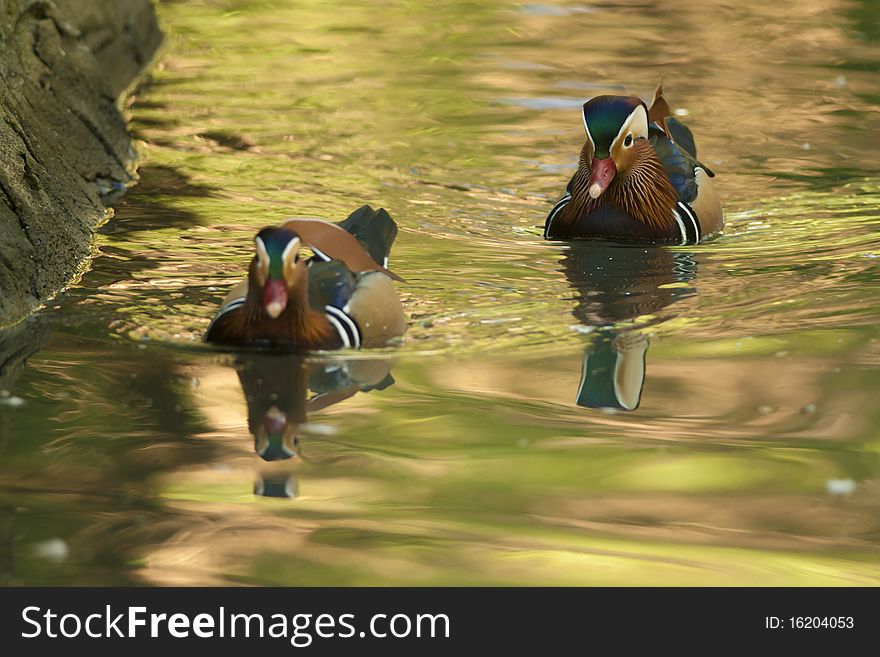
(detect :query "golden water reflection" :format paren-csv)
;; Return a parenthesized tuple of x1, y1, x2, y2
(0, 0, 879, 585)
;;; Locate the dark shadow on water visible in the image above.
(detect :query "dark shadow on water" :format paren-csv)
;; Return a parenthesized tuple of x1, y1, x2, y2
(558, 241, 698, 411)
(47, 162, 219, 332)
(0, 343, 222, 584)
(766, 165, 880, 190)
(232, 352, 395, 498)
(197, 131, 259, 152)
(848, 0, 880, 42)
(101, 163, 215, 237)
(1, 160, 216, 396)
(0, 504, 13, 584)
(0, 317, 51, 393)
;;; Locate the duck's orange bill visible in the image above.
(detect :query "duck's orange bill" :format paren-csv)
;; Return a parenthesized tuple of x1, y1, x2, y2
(588, 157, 616, 199)
(263, 279, 288, 319)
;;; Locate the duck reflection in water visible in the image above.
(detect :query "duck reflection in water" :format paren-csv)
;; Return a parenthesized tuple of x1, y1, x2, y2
(560, 241, 698, 410)
(233, 353, 394, 497)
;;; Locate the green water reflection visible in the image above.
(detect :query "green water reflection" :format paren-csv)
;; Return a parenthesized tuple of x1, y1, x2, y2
(1, 0, 879, 585)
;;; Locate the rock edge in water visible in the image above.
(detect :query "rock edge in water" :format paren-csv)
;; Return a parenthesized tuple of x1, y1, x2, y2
(0, 0, 162, 327)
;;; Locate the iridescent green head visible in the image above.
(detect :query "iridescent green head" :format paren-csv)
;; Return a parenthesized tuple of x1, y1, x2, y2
(582, 95, 647, 159)
(580, 95, 650, 200)
(254, 227, 302, 319)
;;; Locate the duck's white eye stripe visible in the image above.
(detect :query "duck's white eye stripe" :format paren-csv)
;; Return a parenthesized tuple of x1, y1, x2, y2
(281, 237, 301, 263)
(255, 236, 269, 266)
(581, 108, 595, 153)
(612, 105, 648, 150)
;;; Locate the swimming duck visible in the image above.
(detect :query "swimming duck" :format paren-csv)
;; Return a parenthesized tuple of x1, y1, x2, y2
(206, 205, 406, 349)
(544, 84, 723, 243)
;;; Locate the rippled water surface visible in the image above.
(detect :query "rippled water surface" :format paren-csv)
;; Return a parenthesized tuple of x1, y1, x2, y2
(2, 0, 880, 585)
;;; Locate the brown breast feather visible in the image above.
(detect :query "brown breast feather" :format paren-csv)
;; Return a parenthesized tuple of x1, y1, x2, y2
(279, 218, 403, 281)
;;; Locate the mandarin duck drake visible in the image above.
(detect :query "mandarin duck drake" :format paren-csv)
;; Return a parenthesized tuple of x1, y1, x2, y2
(206, 205, 406, 349)
(544, 84, 723, 244)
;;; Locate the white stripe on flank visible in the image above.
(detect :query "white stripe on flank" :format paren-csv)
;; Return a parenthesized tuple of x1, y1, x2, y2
(216, 296, 246, 319)
(544, 193, 571, 237)
(325, 305, 361, 349)
(672, 209, 688, 246)
(677, 202, 700, 243)
(324, 314, 351, 348)
(206, 296, 246, 334)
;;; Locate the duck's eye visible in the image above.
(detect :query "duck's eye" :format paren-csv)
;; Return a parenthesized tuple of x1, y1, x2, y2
(624, 134, 634, 147)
